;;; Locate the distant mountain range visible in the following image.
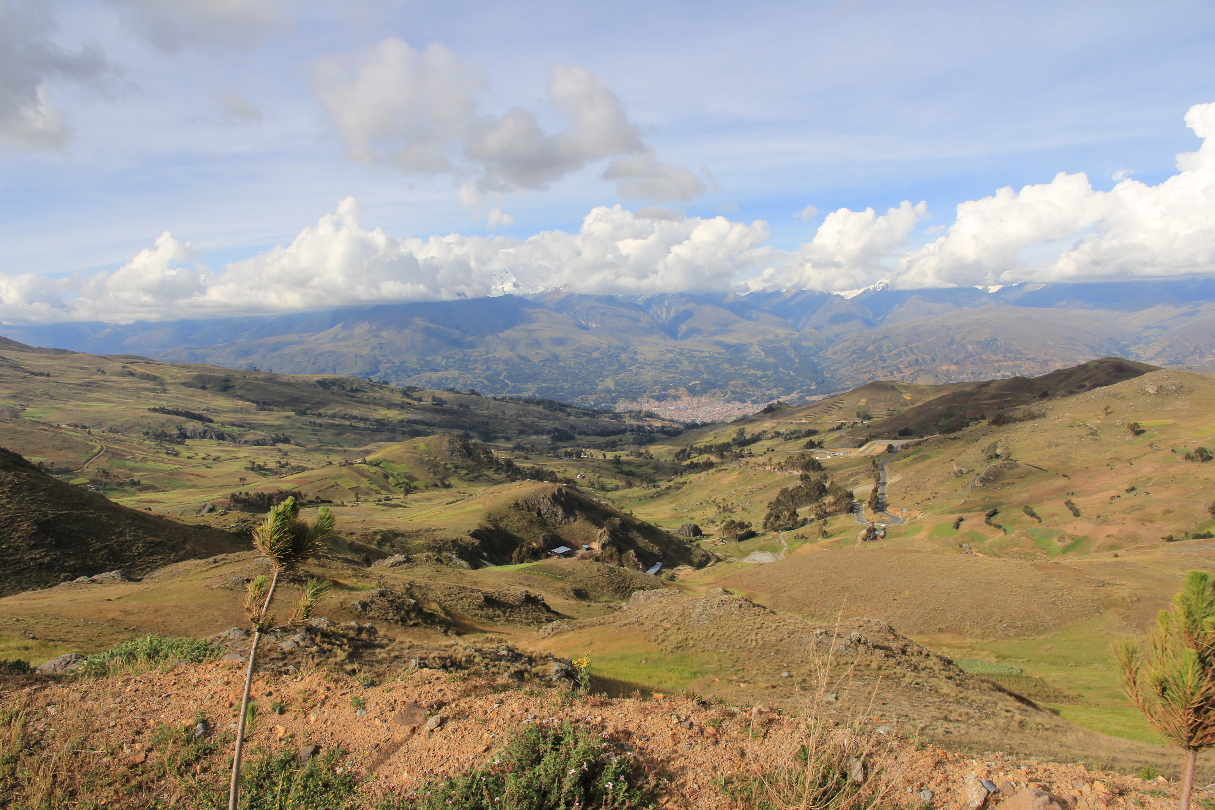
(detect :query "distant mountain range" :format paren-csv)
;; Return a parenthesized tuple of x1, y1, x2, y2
(5, 277, 1215, 405)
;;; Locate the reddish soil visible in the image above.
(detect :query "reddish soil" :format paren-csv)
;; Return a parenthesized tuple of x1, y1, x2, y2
(1, 663, 1188, 809)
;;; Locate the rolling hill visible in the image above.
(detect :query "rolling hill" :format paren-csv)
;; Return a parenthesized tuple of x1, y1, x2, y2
(0, 446, 245, 596)
(5, 347, 1215, 776)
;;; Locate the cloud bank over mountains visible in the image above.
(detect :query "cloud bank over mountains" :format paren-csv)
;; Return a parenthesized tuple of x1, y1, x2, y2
(1, 102, 1213, 326)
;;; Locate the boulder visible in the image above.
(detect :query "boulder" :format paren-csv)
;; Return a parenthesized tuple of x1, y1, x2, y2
(965, 776, 993, 808)
(36, 653, 87, 674)
(370, 554, 409, 568)
(676, 523, 703, 538)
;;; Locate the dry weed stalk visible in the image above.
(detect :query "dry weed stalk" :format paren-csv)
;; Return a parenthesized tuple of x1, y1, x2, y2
(742, 611, 898, 810)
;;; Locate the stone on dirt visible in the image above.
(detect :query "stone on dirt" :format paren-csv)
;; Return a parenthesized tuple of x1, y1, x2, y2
(966, 776, 994, 808)
(392, 703, 427, 729)
(36, 652, 87, 673)
(994, 788, 1070, 810)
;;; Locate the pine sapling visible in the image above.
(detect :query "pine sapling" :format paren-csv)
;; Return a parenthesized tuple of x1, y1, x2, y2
(228, 498, 334, 810)
(1114, 570, 1215, 810)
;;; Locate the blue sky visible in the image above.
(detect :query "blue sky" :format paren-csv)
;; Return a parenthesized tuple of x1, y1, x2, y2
(1, 0, 1214, 323)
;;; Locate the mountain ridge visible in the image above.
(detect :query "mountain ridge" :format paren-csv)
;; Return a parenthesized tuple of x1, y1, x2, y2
(6, 278, 1215, 405)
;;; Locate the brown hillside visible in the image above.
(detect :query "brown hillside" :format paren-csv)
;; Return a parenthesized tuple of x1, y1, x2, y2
(858, 357, 1158, 438)
(533, 589, 1174, 767)
(819, 306, 1136, 389)
(0, 447, 246, 596)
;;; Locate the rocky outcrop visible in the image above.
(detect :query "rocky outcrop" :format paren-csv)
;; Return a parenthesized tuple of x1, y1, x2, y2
(405, 642, 578, 687)
(970, 460, 1018, 488)
(520, 487, 579, 525)
(348, 588, 446, 628)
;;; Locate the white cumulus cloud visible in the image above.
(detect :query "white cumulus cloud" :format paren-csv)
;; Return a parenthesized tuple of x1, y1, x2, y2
(486, 208, 514, 230)
(312, 39, 485, 173)
(896, 102, 1215, 287)
(312, 38, 702, 202)
(756, 201, 927, 292)
(4, 103, 1215, 324)
(0, 0, 114, 150)
(0, 199, 769, 323)
(106, 0, 293, 53)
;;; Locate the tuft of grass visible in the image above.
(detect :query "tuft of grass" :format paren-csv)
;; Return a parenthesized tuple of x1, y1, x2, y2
(385, 721, 652, 810)
(716, 719, 889, 810)
(0, 695, 230, 809)
(76, 633, 221, 677)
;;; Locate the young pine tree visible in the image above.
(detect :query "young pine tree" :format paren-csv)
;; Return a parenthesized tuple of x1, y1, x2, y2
(228, 497, 335, 810)
(1114, 570, 1215, 810)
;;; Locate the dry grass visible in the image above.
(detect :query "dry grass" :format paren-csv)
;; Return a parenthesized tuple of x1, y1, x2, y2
(719, 619, 900, 810)
(0, 682, 225, 809)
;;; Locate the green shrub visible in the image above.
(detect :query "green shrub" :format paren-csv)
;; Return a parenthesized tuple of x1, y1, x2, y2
(1184, 447, 1213, 463)
(0, 659, 32, 675)
(389, 721, 651, 810)
(241, 747, 359, 810)
(77, 634, 221, 677)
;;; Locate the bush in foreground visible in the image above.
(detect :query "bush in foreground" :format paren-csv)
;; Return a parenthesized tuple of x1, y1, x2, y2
(77, 633, 221, 677)
(386, 721, 652, 810)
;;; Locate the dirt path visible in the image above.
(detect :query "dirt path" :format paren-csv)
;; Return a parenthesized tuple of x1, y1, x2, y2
(80, 441, 107, 471)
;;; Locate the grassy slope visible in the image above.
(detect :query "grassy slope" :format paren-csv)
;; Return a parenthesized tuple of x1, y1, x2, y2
(0, 342, 677, 517)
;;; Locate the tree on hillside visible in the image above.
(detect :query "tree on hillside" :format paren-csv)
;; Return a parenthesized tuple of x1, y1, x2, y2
(1114, 570, 1215, 810)
(228, 497, 334, 810)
